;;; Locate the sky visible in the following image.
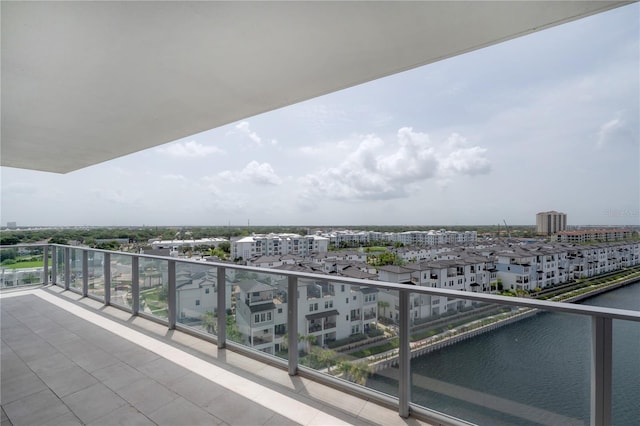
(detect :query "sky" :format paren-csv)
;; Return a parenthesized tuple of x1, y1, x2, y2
(1, 4, 639, 228)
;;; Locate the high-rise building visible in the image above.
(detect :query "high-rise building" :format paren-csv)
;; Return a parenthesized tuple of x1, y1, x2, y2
(536, 211, 567, 235)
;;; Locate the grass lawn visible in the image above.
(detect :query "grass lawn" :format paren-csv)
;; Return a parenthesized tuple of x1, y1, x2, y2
(363, 246, 388, 252)
(2, 260, 44, 269)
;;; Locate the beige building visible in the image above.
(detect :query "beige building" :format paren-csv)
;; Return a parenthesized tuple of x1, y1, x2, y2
(536, 211, 567, 235)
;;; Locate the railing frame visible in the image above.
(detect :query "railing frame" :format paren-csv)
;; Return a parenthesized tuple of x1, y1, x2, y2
(3, 243, 640, 426)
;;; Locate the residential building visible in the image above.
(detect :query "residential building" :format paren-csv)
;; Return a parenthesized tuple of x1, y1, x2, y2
(553, 228, 636, 243)
(231, 234, 330, 260)
(536, 211, 567, 235)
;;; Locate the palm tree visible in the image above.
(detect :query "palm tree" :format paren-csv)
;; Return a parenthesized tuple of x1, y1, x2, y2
(201, 311, 216, 334)
(298, 333, 317, 354)
(336, 361, 354, 381)
(377, 300, 390, 321)
(351, 362, 374, 385)
(311, 347, 338, 373)
(337, 360, 373, 385)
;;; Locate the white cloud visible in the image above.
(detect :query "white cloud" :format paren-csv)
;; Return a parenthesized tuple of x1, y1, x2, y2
(2, 182, 38, 195)
(235, 121, 263, 145)
(242, 161, 282, 185)
(216, 161, 282, 186)
(299, 128, 491, 201)
(157, 140, 222, 157)
(596, 116, 624, 148)
(161, 174, 187, 181)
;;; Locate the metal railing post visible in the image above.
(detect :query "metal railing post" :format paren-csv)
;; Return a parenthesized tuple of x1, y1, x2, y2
(288, 275, 298, 376)
(104, 252, 111, 305)
(51, 246, 57, 285)
(168, 260, 176, 329)
(82, 250, 88, 296)
(131, 257, 139, 314)
(64, 247, 70, 290)
(591, 316, 613, 426)
(217, 266, 227, 348)
(43, 246, 49, 285)
(398, 289, 411, 418)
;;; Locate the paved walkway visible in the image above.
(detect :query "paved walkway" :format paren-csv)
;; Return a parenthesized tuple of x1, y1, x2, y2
(1, 287, 431, 426)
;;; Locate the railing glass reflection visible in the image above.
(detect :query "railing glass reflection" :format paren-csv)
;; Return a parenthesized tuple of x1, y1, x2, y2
(110, 254, 133, 310)
(138, 257, 169, 320)
(0, 246, 46, 288)
(175, 262, 219, 336)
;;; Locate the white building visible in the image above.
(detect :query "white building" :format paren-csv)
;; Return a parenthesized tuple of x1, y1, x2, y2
(231, 234, 330, 260)
(149, 238, 228, 251)
(234, 275, 379, 355)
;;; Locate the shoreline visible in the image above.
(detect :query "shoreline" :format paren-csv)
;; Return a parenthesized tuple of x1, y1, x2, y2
(369, 275, 640, 372)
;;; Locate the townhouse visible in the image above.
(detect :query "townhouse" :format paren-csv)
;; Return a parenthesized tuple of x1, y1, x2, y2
(233, 273, 379, 355)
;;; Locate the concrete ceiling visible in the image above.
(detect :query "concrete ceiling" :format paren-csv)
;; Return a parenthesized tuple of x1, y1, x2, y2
(1, 1, 633, 173)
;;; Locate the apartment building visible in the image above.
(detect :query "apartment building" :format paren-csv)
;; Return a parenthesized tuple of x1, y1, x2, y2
(536, 211, 567, 235)
(554, 228, 636, 243)
(149, 237, 228, 250)
(231, 234, 330, 260)
(318, 229, 477, 247)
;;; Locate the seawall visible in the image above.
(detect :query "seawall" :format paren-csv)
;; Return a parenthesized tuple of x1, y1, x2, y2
(370, 276, 639, 372)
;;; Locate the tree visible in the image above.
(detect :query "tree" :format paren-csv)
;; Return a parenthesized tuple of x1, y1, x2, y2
(49, 236, 68, 245)
(298, 334, 317, 354)
(0, 248, 17, 262)
(218, 241, 231, 253)
(310, 347, 338, 373)
(201, 311, 217, 334)
(336, 361, 373, 385)
(0, 235, 19, 245)
(378, 300, 390, 320)
(225, 314, 242, 342)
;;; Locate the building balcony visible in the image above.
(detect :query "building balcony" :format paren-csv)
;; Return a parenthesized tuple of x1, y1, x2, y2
(363, 311, 377, 320)
(1, 243, 638, 426)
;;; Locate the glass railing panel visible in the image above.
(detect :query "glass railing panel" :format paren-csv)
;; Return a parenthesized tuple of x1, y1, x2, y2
(0, 246, 45, 288)
(110, 253, 133, 310)
(580, 281, 640, 425)
(298, 283, 395, 388)
(55, 246, 65, 285)
(138, 257, 169, 320)
(87, 251, 105, 299)
(227, 268, 286, 356)
(68, 248, 83, 291)
(612, 318, 640, 425)
(175, 262, 219, 336)
(404, 296, 591, 425)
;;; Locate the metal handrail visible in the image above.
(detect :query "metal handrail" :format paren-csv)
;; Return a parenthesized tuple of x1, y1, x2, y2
(3, 243, 639, 425)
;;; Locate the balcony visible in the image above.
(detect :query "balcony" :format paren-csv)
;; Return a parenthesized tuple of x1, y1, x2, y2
(1, 243, 639, 426)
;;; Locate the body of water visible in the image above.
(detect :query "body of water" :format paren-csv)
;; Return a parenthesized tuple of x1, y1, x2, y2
(369, 282, 640, 425)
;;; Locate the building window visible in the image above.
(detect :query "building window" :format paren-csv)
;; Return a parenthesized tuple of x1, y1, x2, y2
(195, 299, 200, 306)
(205, 288, 210, 294)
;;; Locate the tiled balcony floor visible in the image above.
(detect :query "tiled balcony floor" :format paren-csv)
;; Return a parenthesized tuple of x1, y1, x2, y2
(1, 287, 432, 426)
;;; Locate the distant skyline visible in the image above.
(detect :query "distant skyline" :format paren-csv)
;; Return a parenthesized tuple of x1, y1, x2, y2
(1, 4, 638, 227)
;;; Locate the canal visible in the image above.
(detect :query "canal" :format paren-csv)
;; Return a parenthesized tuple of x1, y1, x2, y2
(368, 282, 640, 425)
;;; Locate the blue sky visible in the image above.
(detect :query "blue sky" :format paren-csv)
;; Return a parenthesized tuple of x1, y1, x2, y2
(2, 3, 638, 227)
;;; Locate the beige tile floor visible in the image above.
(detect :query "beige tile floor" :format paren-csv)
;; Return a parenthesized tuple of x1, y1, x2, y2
(1, 287, 433, 426)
